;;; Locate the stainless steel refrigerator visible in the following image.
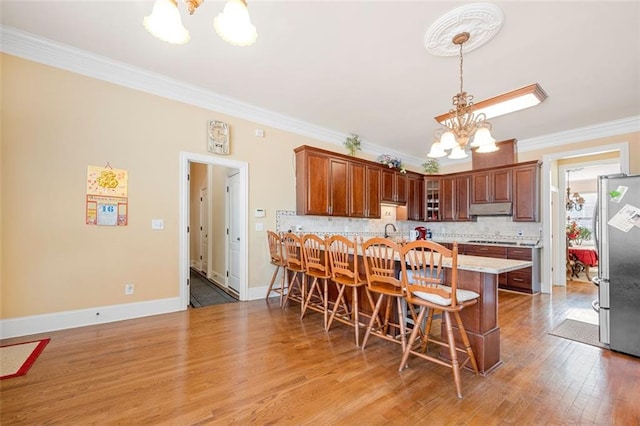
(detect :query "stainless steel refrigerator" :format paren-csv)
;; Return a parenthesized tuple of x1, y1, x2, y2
(593, 173, 640, 357)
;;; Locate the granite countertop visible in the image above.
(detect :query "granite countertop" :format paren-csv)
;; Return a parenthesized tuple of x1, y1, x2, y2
(432, 238, 543, 249)
(353, 247, 532, 275)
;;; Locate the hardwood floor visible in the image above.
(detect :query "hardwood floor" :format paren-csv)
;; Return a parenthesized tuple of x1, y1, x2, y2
(2, 281, 639, 425)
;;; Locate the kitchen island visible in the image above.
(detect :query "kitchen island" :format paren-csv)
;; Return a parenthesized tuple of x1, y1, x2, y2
(442, 254, 531, 374)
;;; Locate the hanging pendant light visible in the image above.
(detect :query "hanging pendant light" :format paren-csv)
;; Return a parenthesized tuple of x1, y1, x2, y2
(426, 32, 495, 160)
(143, 0, 190, 45)
(214, 0, 258, 47)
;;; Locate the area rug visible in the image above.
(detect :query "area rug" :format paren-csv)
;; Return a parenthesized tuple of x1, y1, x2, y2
(1, 338, 50, 380)
(549, 319, 607, 349)
(190, 269, 238, 308)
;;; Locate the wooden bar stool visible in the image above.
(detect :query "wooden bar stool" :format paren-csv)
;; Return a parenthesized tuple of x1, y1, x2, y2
(300, 234, 331, 328)
(265, 230, 286, 306)
(360, 237, 413, 352)
(398, 240, 479, 399)
(326, 235, 377, 346)
(282, 232, 306, 311)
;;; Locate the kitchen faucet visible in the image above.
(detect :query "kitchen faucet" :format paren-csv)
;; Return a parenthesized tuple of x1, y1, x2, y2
(384, 223, 397, 238)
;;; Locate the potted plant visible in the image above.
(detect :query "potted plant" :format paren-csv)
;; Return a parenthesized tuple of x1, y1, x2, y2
(343, 133, 362, 156)
(422, 158, 439, 174)
(377, 154, 406, 174)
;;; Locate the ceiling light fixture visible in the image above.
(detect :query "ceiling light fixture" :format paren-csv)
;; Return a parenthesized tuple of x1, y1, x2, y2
(565, 170, 585, 211)
(435, 83, 548, 125)
(143, 0, 257, 47)
(214, 0, 257, 47)
(427, 32, 497, 160)
(143, 0, 192, 45)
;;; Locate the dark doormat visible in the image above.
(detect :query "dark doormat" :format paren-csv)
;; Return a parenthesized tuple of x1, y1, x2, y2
(190, 269, 238, 308)
(549, 319, 607, 349)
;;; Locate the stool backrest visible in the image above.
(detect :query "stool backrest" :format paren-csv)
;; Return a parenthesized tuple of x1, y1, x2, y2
(302, 234, 329, 277)
(400, 240, 459, 306)
(361, 237, 402, 294)
(327, 235, 359, 284)
(267, 230, 284, 266)
(283, 232, 305, 271)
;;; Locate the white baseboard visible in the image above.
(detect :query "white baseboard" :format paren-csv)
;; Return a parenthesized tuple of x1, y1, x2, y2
(0, 297, 184, 339)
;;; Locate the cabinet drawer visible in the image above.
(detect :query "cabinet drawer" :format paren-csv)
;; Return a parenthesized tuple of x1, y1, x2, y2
(462, 245, 507, 258)
(506, 269, 532, 290)
(507, 247, 531, 260)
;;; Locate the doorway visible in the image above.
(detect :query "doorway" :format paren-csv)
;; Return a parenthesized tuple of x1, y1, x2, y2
(541, 142, 629, 294)
(179, 152, 249, 308)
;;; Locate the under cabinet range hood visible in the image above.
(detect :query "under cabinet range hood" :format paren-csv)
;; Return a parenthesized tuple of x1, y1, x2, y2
(469, 202, 513, 216)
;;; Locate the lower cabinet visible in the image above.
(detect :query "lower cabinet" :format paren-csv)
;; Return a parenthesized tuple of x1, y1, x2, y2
(504, 246, 540, 294)
(459, 244, 540, 294)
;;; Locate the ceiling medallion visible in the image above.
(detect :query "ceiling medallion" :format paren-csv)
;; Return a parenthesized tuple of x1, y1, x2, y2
(424, 3, 504, 57)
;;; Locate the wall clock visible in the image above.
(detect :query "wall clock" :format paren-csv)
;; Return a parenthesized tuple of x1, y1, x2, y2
(208, 120, 230, 155)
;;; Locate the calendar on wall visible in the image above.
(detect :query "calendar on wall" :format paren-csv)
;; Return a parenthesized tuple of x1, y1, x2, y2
(86, 164, 128, 226)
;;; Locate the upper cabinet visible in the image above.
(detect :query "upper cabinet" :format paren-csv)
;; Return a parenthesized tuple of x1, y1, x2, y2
(512, 162, 541, 222)
(471, 169, 512, 204)
(424, 178, 441, 222)
(381, 169, 408, 204)
(294, 145, 540, 223)
(441, 174, 472, 222)
(406, 172, 424, 221)
(295, 147, 348, 216)
(349, 162, 381, 219)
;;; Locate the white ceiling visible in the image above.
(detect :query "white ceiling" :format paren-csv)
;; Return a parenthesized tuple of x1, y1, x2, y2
(2, 1, 639, 164)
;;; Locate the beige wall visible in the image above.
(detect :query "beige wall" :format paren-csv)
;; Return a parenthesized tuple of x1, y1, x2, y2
(0, 54, 337, 319)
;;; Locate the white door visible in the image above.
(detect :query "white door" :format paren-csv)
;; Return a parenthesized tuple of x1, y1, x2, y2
(199, 187, 208, 273)
(227, 172, 241, 293)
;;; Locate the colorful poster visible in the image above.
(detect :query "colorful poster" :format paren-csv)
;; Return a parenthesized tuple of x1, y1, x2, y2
(87, 165, 128, 197)
(86, 165, 128, 226)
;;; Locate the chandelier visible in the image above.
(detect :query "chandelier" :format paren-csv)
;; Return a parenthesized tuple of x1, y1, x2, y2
(143, 0, 257, 46)
(427, 32, 497, 160)
(565, 170, 585, 211)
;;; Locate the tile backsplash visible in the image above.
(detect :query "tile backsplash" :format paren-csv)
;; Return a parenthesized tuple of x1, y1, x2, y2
(276, 210, 542, 244)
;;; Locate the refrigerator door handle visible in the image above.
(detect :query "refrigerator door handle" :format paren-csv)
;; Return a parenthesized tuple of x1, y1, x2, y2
(592, 195, 599, 254)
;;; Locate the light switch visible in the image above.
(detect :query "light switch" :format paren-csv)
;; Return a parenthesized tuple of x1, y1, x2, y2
(152, 219, 164, 230)
(255, 222, 264, 231)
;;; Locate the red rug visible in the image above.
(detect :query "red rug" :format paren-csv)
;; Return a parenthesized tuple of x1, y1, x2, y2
(0, 338, 50, 380)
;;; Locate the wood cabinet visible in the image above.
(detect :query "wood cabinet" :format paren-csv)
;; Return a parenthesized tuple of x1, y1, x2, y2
(471, 169, 512, 204)
(381, 169, 407, 204)
(295, 147, 348, 216)
(504, 246, 540, 294)
(461, 243, 540, 294)
(425, 178, 440, 221)
(349, 163, 381, 218)
(455, 174, 471, 221)
(406, 172, 424, 221)
(441, 175, 471, 222)
(512, 162, 540, 222)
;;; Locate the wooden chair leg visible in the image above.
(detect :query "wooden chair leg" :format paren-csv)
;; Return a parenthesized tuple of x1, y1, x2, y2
(361, 294, 385, 350)
(396, 296, 408, 353)
(301, 277, 323, 319)
(444, 311, 463, 399)
(399, 306, 427, 371)
(326, 284, 347, 331)
(352, 286, 360, 346)
(454, 312, 479, 375)
(420, 308, 436, 354)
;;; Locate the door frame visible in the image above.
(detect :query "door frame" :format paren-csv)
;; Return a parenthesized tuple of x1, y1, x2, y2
(179, 152, 249, 306)
(541, 142, 629, 294)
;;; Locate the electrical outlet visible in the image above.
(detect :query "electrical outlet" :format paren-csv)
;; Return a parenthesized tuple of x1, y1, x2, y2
(517, 229, 524, 236)
(125, 283, 134, 295)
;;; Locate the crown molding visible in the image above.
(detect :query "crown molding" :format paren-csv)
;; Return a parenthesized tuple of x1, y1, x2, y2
(0, 26, 349, 147)
(2, 26, 637, 170)
(516, 116, 640, 152)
